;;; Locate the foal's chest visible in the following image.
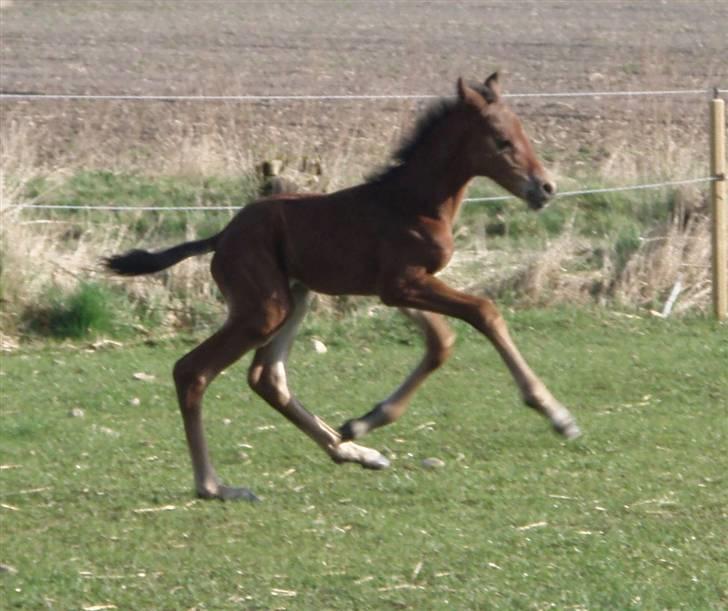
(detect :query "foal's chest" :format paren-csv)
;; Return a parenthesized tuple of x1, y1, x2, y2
(403, 218, 455, 274)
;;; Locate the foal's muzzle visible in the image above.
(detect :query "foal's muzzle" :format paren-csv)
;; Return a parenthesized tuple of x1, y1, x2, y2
(526, 177, 557, 210)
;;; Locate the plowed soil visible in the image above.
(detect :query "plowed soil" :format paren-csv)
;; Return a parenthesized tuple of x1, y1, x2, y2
(2, 1, 726, 178)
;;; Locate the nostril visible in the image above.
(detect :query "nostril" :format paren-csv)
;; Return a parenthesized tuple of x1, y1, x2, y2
(542, 181, 556, 196)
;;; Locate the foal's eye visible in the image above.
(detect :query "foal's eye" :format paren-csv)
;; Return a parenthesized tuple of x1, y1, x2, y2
(494, 137, 512, 152)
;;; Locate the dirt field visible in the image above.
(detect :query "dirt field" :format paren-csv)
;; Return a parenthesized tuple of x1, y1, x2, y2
(2, 0, 726, 180)
(3, 0, 726, 97)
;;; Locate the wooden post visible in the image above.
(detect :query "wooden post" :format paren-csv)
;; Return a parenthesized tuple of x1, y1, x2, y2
(710, 93, 727, 321)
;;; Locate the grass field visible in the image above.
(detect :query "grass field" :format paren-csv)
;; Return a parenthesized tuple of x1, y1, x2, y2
(1, 308, 726, 609)
(2, 4, 726, 608)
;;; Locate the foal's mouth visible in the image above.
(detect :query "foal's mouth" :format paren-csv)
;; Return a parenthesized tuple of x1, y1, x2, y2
(526, 192, 551, 211)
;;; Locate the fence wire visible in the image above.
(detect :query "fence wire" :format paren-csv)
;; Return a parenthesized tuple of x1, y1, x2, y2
(5, 176, 718, 213)
(0, 88, 715, 102)
(2, 85, 724, 214)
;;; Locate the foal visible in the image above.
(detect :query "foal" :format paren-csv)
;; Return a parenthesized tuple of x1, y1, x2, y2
(106, 74, 581, 501)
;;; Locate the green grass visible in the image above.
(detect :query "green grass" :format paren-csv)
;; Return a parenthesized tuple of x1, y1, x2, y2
(23, 171, 260, 210)
(24, 282, 118, 339)
(5, 170, 704, 338)
(19, 170, 680, 250)
(463, 178, 677, 247)
(19, 170, 260, 242)
(1, 309, 726, 609)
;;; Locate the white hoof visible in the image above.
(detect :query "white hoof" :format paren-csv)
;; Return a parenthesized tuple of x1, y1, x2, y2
(332, 441, 391, 470)
(554, 418, 582, 439)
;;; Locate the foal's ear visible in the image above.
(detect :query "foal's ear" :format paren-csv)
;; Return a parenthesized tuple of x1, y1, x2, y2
(456, 77, 487, 109)
(483, 71, 501, 103)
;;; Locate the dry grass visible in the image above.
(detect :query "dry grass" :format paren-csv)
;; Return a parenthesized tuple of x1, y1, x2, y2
(0, 95, 409, 338)
(488, 212, 712, 315)
(492, 231, 608, 308)
(0, 85, 719, 340)
(0, 173, 219, 337)
(614, 213, 713, 315)
(0, 98, 409, 186)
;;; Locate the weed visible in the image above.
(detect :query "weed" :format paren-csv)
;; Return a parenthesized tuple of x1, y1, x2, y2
(614, 224, 642, 273)
(25, 282, 116, 339)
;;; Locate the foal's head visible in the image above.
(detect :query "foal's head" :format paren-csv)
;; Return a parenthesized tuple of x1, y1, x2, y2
(458, 73, 555, 210)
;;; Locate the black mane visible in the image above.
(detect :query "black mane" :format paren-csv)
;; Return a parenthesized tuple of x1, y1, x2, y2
(367, 81, 491, 185)
(367, 97, 458, 184)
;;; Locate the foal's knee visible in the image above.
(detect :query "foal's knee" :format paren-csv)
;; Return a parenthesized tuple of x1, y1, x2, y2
(173, 358, 208, 407)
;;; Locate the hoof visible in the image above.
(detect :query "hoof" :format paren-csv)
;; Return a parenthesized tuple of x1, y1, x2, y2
(554, 419, 582, 440)
(198, 485, 260, 502)
(332, 441, 391, 470)
(361, 452, 391, 470)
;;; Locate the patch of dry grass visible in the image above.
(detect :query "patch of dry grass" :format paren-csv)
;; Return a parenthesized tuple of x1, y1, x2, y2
(0, 89, 719, 341)
(614, 213, 713, 314)
(0, 173, 221, 337)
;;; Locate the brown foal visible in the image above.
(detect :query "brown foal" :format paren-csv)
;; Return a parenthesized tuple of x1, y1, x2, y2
(106, 74, 580, 501)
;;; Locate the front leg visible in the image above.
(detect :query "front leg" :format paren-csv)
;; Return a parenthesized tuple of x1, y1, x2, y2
(378, 269, 581, 439)
(340, 308, 455, 440)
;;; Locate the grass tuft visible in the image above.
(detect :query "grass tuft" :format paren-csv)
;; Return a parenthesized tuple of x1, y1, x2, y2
(26, 282, 116, 339)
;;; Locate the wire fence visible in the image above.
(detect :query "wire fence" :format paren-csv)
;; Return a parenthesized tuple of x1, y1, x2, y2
(1, 84, 725, 214)
(5, 176, 718, 213)
(0, 87, 718, 102)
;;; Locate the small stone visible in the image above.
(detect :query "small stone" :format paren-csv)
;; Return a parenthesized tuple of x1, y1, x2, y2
(421, 457, 445, 470)
(69, 408, 85, 418)
(90, 339, 123, 350)
(312, 339, 328, 354)
(0, 563, 18, 574)
(95, 425, 119, 437)
(130, 397, 141, 407)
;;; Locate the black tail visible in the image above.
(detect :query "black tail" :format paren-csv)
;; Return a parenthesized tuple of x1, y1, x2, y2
(104, 234, 219, 276)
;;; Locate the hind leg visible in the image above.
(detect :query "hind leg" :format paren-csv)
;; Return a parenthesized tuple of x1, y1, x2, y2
(248, 284, 390, 469)
(173, 245, 293, 501)
(173, 310, 287, 501)
(340, 308, 455, 440)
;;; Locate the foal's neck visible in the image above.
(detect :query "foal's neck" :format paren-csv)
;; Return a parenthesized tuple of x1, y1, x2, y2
(393, 113, 474, 224)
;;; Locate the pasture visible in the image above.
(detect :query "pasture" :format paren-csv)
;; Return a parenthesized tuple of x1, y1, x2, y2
(1, 309, 726, 609)
(1, 2, 727, 609)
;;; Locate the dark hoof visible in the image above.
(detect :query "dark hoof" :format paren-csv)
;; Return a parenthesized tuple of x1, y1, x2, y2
(198, 486, 260, 502)
(339, 420, 356, 441)
(339, 419, 368, 441)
